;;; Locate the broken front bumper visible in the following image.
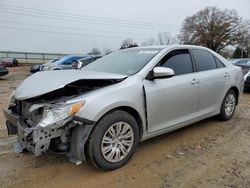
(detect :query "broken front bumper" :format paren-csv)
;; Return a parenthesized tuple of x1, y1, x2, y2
(3, 109, 63, 156)
(3, 108, 95, 164)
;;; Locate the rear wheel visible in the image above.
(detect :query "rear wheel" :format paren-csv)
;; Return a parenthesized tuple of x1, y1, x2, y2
(86, 110, 139, 170)
(219, 89, 237, 121)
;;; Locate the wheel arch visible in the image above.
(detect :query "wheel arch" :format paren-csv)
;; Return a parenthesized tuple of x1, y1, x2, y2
(69, 106, 144, 164)
(52, 68, 61, 70)
(229, 86, 239, 105)
(94, 106, 144, 138)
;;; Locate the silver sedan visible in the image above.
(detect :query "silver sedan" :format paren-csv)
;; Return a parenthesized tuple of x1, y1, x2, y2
(4, 45, 244, 170)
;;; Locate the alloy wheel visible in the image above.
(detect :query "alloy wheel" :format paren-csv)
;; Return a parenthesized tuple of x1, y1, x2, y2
(101, 122, 134, 163)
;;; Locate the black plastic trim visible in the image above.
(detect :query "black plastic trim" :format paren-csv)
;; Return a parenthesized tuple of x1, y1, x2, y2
(73, 115, 95, 124)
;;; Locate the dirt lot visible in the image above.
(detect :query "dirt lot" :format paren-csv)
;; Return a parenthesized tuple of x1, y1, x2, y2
(0, 66, 31, 138)
(0, 67, 250, 188)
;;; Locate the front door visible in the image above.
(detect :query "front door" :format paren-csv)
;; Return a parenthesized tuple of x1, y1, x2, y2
(143, 49, 199, 133)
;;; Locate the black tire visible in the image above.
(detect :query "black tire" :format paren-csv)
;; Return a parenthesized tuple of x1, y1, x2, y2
(219, 89, 237, 121)
(86, 110, 139, 171)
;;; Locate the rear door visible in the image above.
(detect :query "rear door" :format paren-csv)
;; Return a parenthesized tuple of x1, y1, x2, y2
(190, 49, 229, 116)
(143, 49, 199, 133)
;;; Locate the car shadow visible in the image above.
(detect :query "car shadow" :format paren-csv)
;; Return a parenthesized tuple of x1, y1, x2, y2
(21, 116, 221, 173)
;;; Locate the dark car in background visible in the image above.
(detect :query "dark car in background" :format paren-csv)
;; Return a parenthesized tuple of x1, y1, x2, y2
(40, 55, 84, 71)
(73, 55, 102, 69)
(30, 64, 42, 74)
(244, 70, 250, 90)
(0, 58, 19, 67)
(30, 55, 102, 73)
(0, 66, 9, 76)
(231, 59, 250, 75)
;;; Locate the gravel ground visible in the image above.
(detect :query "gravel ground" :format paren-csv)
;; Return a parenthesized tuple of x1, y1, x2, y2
(0, 67, 249, 188)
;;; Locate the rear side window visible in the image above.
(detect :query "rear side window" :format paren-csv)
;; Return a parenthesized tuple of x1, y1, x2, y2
(214, 56, 225, 68)
(158, 49, 193, 76)
(192, 49, 217, 71)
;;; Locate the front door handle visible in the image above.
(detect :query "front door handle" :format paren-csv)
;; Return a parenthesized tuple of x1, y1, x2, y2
(191, 78, 200, 85)
(224, 72, 230, 78)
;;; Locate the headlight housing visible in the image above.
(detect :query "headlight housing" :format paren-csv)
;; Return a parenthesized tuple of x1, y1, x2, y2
(37, 101, 85, 128)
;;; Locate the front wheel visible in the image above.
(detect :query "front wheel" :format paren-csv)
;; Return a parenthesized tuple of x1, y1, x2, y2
(86, 110, 139, 170)
(219, 89, 237, 121)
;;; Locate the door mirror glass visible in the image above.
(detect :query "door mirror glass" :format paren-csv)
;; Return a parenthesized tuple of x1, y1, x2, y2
(153, 67, 174, 79)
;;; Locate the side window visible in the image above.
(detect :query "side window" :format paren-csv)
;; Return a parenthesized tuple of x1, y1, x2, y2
(71, 57, 78, 62)
(64, 57, 78, 65)
(62, 57, 73, 65)
(191, 49, 217, 71)
(64, 61, 72, 65)
(158, 49, 193, 76)
(214, 56, 225, 68)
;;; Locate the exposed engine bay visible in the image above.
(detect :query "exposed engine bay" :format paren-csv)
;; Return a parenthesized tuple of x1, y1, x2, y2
(25, 79, 123, 103)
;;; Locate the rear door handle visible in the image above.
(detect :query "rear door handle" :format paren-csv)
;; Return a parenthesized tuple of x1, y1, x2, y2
(224, 72, 230, 78)
(191, 78, 200, 85)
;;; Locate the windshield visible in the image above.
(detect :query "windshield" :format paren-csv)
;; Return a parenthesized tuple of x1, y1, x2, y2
(51, 59, 59, 63)
(83, 48, 161, 76)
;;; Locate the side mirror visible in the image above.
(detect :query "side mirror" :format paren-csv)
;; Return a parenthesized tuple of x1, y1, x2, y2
(153, 67, 174, 79)
(74, 60, 83, 69)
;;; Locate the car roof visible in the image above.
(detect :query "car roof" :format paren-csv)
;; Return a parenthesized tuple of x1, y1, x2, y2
(130, 44, 212, 51)
(63, 55, 85, 58)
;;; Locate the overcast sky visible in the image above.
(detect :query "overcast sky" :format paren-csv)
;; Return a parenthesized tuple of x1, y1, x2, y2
(0, 0, 249, 54)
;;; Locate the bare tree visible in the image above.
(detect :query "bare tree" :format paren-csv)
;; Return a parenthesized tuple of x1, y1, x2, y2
(88, 47, 101, 55)
(170, 34, 181, 45)
(120, 38, 138, 49)
(142, 33, 180, 46)
(141, 41, 149, 46)
(157, 32, 164, 45)
(239, 21, 250, 57)
(180, 7, 245, 53)
(141, 38, 155, 46)
(146, 38, 156, 46)
(220, 48, 234, 59)
(157, 32, 172, 45)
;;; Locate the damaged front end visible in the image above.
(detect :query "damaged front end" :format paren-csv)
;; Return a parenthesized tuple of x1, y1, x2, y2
(4, 77, 124, 163)
(4, 97, 85, 156)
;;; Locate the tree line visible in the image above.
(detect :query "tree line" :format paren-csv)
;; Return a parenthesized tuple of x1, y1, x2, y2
(88, 6, 250, 58)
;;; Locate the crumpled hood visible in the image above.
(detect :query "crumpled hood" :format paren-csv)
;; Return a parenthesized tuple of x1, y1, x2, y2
(15, 70, 126, 100)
